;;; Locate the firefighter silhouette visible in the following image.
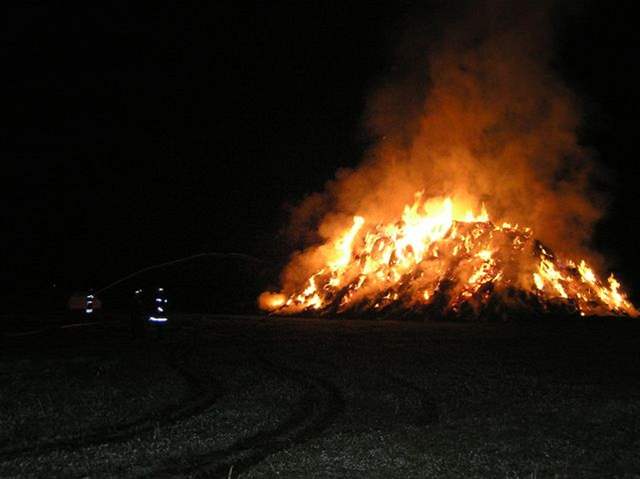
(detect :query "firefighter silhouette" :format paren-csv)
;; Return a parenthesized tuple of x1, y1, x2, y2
(85, 290, 95, 315)
(148, 287, 169, 338)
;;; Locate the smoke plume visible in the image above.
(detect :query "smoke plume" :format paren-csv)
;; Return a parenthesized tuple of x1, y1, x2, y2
(282, 0, 603, 293)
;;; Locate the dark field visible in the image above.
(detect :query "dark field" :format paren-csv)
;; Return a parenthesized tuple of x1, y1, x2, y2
(1, 315, 640, 478)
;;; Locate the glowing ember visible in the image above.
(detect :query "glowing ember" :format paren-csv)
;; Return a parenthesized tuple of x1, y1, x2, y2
(261, 193, 637, 318)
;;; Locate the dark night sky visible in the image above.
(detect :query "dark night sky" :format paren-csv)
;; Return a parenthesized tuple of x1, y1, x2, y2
(4, 1, 640, 310)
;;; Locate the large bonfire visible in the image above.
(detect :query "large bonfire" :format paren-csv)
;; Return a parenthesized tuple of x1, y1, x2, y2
(260, 193, 636, 318)
(259, 3, 638, 320)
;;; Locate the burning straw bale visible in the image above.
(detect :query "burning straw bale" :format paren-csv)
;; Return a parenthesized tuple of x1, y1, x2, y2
(261, 1, 637, 319)
(261, 196, 636, 318)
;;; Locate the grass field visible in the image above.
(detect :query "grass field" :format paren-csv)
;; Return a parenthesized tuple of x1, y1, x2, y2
(1, 315, 639, 478)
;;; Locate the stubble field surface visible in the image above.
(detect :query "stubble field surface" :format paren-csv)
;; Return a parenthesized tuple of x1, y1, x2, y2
(1, 314, 639, 478)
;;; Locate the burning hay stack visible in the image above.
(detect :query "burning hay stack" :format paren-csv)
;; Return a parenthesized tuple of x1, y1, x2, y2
(260, 195, 636, 319)
(259, 2, 638, 320)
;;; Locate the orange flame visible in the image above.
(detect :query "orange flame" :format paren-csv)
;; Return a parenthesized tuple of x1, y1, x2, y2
(262, 194, 637, 318)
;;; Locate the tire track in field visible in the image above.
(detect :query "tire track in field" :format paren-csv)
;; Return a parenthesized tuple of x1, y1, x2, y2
(163, 339, 437, 479)
(153, 345, 344, 479)
(284, 350, 440, 428)
(0, 327, 223, 462)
